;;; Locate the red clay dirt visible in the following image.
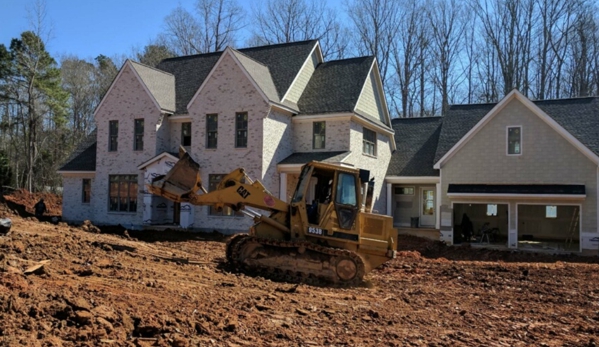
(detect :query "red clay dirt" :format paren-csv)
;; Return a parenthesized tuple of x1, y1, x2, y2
(0, 195, 599, 346)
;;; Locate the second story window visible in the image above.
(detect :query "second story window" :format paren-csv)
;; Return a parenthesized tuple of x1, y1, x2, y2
(235, 112, 248, 148)
(507, 126, 521, 155)
(134, 119, 144, 151)
(313, 121, 325, 149)
(363, 128, 376, 156)
(109, 120, 118, 151)
(206, 114, 218, 149)
(181, 122, 191, 146)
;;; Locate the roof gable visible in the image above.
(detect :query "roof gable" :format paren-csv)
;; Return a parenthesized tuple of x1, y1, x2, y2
(355, 60, 391, 126)
(230, 49, 279, 103)
(434, 90, 599, 169)
(297, 56, 374, 115)
(130, 61, 176, 112)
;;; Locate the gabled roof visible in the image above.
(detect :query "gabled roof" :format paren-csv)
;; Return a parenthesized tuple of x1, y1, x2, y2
(297, 56, 374, 115)
(58, 130, 97, 172)
(387, 117, 442, 177)
(230, 49, 279, 103)
(279, 151, 350, 165)
(434, 91, 599, 167)
(157, 40, 317, 114)
(130, 61, 176, 112)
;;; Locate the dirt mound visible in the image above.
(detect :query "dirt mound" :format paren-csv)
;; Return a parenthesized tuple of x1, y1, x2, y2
(1, 189, 61, 217)
(0, 218, 598, 346)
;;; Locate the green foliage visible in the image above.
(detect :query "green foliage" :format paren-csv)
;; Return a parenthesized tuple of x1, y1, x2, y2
(136, 44, 175, 67)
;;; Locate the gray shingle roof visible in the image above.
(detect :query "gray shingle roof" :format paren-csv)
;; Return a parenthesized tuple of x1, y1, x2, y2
(297, 56, 374, 115)
(387, 117, 442, 177)
(434, 96, 599, 164)
(130, 61, 176, 112)
(156, 40, 317, 114)
(279, 151, 349, 165)
(59, 130, 97, 172)
(230, 49, 279, 103)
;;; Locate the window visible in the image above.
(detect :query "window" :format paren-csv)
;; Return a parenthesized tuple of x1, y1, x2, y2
(82, 179, 91, 203)
(363, 128, 376, 156)
(313, 121, 325, 149)
(109, 120, 118, 151)
(546, 205, 557, 218)
(507, 126, 521, 155)
(395, 187, 414, 195)
(181, 122, 192, 146)
(486, 204, 498, 216)
(235, 112, 248, 148)
(208, 174, 239, 216)
(335, 173, 357, 206)
(206, 114, 218, 149)
(134, 119, 144, 151)
(109, 175, 138, 212)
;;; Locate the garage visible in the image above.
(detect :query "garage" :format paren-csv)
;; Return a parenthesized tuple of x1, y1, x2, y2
(517, 204, 580, 251)
(452, 203, 509, 244)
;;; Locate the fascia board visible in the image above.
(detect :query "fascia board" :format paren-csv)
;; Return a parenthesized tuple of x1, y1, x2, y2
(385, 176, 440, 184)
(447, 193, 586, 200)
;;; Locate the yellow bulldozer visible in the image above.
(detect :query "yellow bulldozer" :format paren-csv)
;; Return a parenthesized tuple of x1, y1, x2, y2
(147, 148, 397, 285)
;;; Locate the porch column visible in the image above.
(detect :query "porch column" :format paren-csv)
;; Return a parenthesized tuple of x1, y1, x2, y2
(435, 183, 441, 229)
(279, 172, 288, 202)
(386, 183, 392, 216)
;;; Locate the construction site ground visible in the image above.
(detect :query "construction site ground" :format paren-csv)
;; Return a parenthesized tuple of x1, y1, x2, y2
(1, 192, 599, 346)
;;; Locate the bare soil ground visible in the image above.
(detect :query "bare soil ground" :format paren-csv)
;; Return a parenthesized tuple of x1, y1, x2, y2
(1, 192, 599, 346)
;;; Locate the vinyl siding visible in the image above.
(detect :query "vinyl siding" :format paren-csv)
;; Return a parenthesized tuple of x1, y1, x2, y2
(355, 70, 386, 125)
(285, 50, 319, 104)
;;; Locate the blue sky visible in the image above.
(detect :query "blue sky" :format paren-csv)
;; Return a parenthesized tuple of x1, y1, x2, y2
(1, 0, 260, 60)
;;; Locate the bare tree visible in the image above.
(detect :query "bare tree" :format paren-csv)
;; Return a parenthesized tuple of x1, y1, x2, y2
(250, 0, 348, 59)
(427, 0, 467, 115)
(159, 0, 245, 55)
(345, 0, 400, 87)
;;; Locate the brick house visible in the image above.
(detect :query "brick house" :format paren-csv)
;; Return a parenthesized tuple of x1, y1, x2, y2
(386, 90, 599, 254)
(58, 40, 394, 233)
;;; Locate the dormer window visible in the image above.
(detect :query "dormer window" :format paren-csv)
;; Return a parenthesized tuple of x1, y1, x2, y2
(507, 126, 521, 155)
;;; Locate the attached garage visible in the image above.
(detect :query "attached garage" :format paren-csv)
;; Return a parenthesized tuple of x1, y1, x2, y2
(517, 204, 580, 251)
(452, 203, 509, 244)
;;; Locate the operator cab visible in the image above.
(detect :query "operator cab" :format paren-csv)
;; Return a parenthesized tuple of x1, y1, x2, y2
(292, 162, 373, 233)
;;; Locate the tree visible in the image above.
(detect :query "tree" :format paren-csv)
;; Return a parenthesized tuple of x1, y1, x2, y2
(0, 31, 68, 191)
(250, 0, 349, 59)
(158, 0, 245, 55)
(0, 150, 11, 187)
(136, 44, 175, 67)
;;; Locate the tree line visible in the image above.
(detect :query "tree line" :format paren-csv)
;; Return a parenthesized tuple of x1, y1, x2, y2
(0, 0, 598, 192)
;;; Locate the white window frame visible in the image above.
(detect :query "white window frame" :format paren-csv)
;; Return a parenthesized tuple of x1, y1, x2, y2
(506, 125, 522, 156)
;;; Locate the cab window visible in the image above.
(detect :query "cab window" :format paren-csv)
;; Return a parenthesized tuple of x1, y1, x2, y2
(335, 173, 357, 206)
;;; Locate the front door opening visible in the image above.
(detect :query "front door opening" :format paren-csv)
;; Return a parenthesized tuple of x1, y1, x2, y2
(420, 188, 436, 227)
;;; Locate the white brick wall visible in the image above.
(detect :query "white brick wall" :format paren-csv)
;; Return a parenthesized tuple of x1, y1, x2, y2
(92, 63, 166, 227)
(263, 109, 294, 199)
(187, 52, 271, 233)
(293, 119, 350, 152)
(62, 174, 94, 223)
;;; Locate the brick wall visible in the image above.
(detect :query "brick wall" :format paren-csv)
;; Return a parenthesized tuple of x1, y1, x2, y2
(62, 174, 94, 223)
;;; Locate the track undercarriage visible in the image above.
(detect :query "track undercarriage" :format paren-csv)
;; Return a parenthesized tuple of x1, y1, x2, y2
(226, 234, 366, 286)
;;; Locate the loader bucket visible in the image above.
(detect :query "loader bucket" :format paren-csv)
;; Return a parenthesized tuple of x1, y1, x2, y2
(147, 151, 203, 202)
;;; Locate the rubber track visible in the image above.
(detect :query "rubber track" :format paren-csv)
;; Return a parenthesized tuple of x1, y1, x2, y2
(226, 235, 366, 287)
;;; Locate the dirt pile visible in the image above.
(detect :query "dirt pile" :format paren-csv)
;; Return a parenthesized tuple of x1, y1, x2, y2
(0, 217, 598, 346)
(2, 189, 61, 217)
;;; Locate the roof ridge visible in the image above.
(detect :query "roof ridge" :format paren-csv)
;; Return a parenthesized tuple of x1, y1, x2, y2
(228, 48, 269, 69)
(129, 60, 175, 77)
(239, 39, 317, 52)
(392, 116, 443, 121)
(321, 55, 374, 64)
(159, 51, 223, 63)
(532, 96, 599, 103)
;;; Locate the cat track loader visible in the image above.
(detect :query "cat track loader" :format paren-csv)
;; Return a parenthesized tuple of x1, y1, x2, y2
(147, 148, 397, 285)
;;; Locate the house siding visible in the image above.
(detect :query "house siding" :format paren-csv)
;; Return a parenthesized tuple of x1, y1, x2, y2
(188, 52, 271, 233)
(440, 99, 598, 248)
(346, 121, 392, 214)
(293, 119, 350, 152)
(263, 109, 294, 199)
(285, 50, 319, 104)
(355, 71, 386, 124)
(92, 63, 165, 227)
(62, 174, 95, 223)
